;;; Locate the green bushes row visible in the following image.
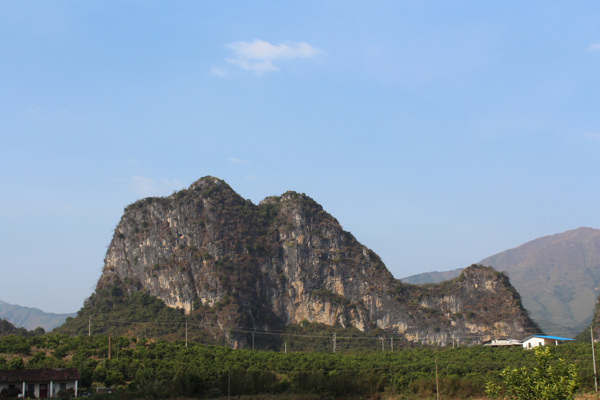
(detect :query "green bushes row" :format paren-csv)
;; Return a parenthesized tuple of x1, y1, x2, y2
(0, 334, 597, 398)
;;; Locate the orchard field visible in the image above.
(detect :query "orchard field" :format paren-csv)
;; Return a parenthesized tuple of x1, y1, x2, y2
(1, 333, 599, 399)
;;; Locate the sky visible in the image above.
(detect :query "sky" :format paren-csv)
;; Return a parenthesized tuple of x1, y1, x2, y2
(1, 1, 599, 314)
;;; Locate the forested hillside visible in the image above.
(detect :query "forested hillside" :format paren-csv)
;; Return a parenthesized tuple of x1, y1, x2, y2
(0, 319, 45, 337)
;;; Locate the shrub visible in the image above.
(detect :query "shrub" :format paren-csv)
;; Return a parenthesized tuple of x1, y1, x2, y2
(486, 346, 578, 400)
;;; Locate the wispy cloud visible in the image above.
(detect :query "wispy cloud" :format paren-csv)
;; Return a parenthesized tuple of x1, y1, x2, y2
(586, 132, 600, 139)
(587, 40, 600, 52)
(220, 39, 323, 75)
(24, 104, 83, 122)
(131, 176, 185, 198)
(27, 104, 42, 119)
(211, 66, 227, 77)
(229, 157, 247, 164)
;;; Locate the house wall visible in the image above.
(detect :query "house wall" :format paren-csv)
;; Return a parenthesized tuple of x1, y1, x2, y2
(0, 382, 16, 395)
(522, 337, 559, 349)
(523, 337, 544, 349)
(485, 339, 521, 347)
(49, 380, 78, 397)
(0, 380, 77, 398)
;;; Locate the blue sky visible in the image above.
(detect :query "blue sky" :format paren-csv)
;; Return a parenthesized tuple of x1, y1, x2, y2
(1, 1, 599, 314)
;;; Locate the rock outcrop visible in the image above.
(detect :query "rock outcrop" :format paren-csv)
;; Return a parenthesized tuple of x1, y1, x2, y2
(402, 227, 600, 338)
(480, 227, 600, 337)
(91, 176, 538, 346)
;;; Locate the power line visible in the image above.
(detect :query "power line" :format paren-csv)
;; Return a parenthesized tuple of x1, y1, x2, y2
(83, 316, 586, 350)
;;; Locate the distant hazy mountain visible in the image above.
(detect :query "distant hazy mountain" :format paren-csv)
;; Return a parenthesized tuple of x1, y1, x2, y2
(402, 227, 600, 338)
(401, 269, 462, 285)
(479, 227, 600, 338)
(0, 299, 75, 331)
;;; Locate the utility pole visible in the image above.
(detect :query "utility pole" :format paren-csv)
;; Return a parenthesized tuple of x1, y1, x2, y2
(108, 333, 112, 360)
(252, 332, 255, 351)
(435, 357, 440, 400)
(185, 320, 188, 348)
(284, 341, 287, 354)
(390, 337, 394, 352)
(381, 337, 384, 352)
(592, 326, 598, 393)
(333, 333, 336, 353)
(88, 317, 91, 337)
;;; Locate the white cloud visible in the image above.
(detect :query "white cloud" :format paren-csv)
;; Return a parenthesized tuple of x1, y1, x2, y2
(210, 66, 227, 76)
(587, 41, 600, 52)
(224, 39, 323, 75)
(131, 176, 185, 198)
(586, 132, 600, 139)
(229, 157, 247, 164)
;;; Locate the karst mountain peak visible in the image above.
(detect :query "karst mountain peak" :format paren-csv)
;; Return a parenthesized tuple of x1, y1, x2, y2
(60, 176, 539, 347)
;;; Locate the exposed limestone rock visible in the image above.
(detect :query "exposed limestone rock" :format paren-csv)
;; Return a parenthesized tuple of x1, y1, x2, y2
(96, 176, 538, 346)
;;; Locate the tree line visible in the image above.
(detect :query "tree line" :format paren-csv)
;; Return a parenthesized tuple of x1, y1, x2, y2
(0, 332, 597, 399)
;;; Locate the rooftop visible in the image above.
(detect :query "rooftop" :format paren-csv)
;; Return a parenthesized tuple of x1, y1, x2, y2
(0, 369, 80, 382)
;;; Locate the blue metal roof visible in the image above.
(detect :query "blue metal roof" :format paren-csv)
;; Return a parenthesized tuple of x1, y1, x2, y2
(523, 335, 575, 341)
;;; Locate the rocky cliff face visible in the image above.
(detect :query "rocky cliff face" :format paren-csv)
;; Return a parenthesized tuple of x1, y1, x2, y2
(96, 176, 538, 346)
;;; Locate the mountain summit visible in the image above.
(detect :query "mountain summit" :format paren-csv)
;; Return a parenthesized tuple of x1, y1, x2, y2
(479, 227, 600, 336)
(403, 227, 600, 337)
(61, 177, 538, 347)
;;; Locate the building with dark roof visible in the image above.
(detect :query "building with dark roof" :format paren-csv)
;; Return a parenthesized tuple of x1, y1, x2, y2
(0, 368, 80, 398)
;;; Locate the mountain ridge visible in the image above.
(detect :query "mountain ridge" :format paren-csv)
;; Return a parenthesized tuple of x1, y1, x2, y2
(0, 299, 75, 331)
(480, 227, 600, 337)
(58, 176, 538, 346)
(402, 227, 600, 338)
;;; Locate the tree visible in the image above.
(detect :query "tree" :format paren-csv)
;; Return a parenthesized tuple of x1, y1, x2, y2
(486, 346, 578, 400)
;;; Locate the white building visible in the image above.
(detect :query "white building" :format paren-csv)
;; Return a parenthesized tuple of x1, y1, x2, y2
(0, 368, 80, 398)
(482, 338, 522, 347)
(520, 335, 574, 349)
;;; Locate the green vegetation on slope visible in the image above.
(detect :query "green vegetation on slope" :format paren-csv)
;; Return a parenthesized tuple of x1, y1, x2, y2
(0, 319, 45, 337)
(55, 285, 223, 346)
(55, 282, 410, 352)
